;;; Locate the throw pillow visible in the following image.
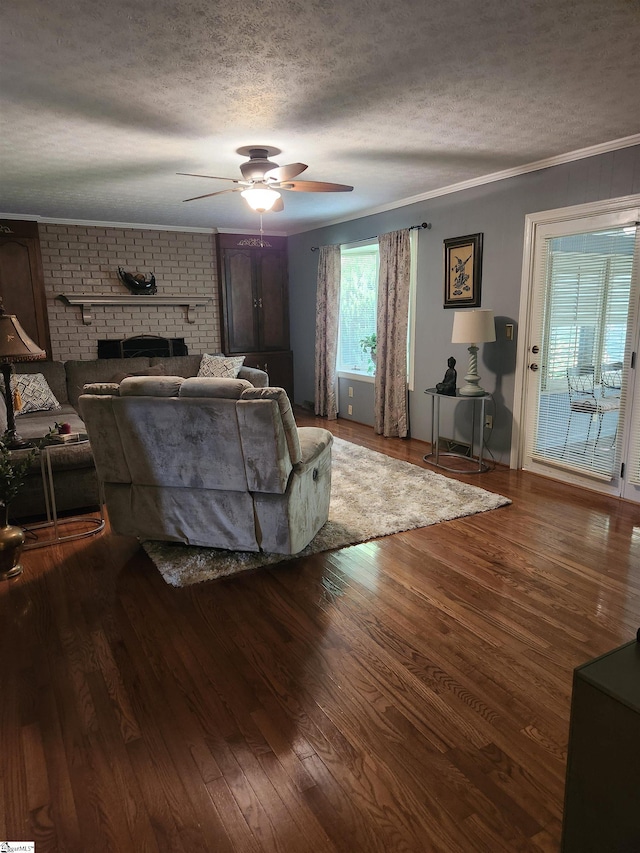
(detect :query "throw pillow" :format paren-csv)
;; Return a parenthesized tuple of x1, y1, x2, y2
(197, 354, 245, 379)
(11, 373, 62, 416)
(110, 365, 165, 384)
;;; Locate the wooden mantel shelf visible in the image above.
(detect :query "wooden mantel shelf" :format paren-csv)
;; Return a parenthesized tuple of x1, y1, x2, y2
(56, 294, 211, 325)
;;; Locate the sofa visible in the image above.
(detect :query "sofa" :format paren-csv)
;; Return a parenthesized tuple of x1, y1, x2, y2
(79, 376, 333, 554)
(7, 355, 268, 520)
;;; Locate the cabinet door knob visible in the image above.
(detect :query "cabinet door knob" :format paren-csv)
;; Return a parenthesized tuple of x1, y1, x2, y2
(258, 298, 263, 308)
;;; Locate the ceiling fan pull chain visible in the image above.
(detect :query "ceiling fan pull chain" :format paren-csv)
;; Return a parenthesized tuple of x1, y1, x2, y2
(259, 213, 264, 247)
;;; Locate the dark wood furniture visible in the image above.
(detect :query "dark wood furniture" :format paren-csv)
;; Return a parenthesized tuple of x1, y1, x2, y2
(562, 637, 640, 852)
(0, 219, 51, 354)
(217, 232, 293, 398)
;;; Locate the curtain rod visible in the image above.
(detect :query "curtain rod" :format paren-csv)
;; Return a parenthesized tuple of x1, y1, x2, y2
(310, 221, 431, 251)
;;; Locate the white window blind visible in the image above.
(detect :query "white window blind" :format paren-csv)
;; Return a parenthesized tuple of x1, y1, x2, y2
(337, 243, 379, 374)
(528, 226, 637, 480)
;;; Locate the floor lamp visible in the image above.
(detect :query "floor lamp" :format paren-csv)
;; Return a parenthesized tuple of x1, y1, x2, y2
(451, 309, 496, 396)
(0, 304, 46, 449)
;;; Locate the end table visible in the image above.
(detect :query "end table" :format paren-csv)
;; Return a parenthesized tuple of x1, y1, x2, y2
(423, 388, 491, 473)
(23, 433, 104, 549)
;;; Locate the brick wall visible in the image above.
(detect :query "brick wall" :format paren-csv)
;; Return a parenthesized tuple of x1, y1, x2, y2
(40, 224, 221, 361)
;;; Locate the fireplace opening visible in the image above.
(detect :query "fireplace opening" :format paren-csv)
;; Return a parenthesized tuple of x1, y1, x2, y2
(98, 335, 188, 359)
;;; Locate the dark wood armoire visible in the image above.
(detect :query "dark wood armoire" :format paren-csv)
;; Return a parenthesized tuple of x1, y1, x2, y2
(0, 220, 51, 354)
(216, 233, 293, 399)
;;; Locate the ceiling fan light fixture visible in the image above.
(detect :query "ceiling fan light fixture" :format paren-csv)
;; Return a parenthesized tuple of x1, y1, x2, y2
(241, 187, 281, 212)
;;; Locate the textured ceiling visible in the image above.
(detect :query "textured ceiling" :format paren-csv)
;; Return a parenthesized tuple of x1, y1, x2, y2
(1, 0, 639, 234)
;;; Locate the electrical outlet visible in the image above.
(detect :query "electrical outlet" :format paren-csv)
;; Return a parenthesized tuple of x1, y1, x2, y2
(484, 414, 493, 429)
(348, 386, 353, 397)
(348, 404, 353, 415)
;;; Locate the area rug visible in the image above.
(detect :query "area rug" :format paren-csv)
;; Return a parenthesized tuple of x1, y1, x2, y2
(142, 437, 511, 587)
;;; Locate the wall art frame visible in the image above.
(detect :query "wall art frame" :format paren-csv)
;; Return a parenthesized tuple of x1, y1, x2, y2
(443, 232, 483, 309)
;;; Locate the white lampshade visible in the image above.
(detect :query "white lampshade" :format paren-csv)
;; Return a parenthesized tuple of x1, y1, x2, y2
(241, 187, 281, 212)
(451, 309, 496, 344)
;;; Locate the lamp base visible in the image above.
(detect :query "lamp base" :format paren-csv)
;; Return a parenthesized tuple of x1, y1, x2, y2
(458, 384, 487, 397)
(2, 430, 33, 450)
(458, 345, 487, 396)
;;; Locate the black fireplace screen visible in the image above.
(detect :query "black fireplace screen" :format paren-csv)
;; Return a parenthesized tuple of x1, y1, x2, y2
(97, 335, 188, 359)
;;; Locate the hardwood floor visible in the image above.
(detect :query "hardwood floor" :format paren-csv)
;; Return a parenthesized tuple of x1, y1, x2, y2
(2, 414, 639, 852)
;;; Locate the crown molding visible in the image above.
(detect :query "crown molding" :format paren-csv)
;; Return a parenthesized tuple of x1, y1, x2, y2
(216, 227, 288, 237)
(0, 214, 288, 237)
(287, 134, 640, 235)
(0, 214, 215, 234)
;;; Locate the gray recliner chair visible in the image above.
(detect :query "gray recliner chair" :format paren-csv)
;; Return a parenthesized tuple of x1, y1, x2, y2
(79, 376, 332, 554)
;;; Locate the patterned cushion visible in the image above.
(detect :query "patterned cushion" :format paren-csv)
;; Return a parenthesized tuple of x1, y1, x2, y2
(197, 354, 245, 379)
(11, 372, 62, 416)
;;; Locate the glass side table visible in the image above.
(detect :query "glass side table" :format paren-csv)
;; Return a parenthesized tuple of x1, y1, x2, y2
(423, 388, 491, 473)
(24, 433, 105, 549)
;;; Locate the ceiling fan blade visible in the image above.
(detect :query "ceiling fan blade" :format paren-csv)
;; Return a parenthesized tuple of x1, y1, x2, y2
(182, 187, 242, 202)
(177, 172, 241, 184)
(264, 162, 308, 182)
(281, 180, 353, 193)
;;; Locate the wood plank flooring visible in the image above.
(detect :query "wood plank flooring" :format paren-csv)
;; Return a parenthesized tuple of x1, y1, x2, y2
(2, 414, 639, 852)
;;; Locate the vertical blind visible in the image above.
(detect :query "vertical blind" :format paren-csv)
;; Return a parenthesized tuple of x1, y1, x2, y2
(528, 225, 638, 480)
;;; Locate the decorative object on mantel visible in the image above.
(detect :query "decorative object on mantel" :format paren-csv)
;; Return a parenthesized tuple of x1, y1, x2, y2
(435, 356, 457, 395)
(0, 301, 47, 449)
(117, 267, 157, 294)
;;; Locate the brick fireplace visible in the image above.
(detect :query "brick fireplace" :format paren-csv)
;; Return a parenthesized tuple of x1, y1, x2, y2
(39, 223, 221, 361)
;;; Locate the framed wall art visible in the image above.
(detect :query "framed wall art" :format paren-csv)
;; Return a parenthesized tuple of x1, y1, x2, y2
(443, 232, 483, 309)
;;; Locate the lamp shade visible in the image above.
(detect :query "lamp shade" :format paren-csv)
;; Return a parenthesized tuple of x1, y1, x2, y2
(451, 309, 496, 344)
(0, 307, 46, 362)
(241, 187, 281, 213)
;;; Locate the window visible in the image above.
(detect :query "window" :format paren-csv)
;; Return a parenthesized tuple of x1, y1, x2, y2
(542, 229, 634, 391)
(337, 243, 380, 375)
(336, 234, 418, 386)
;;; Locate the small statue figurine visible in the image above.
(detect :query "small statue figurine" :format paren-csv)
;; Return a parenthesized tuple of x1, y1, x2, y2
(118, 267, 157, 295)
(436, 356, 457, 395)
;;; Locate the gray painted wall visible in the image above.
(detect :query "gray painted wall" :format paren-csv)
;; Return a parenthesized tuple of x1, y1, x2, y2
(288, 146, 640, 464)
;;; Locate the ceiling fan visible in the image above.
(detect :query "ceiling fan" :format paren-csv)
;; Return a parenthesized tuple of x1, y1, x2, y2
(178, 146, 353, 212)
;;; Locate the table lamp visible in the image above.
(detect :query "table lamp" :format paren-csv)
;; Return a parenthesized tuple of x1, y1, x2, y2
(451, 309, 495, 396)
(0, 302, 46, 448)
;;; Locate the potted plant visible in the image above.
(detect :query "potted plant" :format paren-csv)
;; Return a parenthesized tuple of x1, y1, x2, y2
(0, 438, 39, 579)
(359, 333, 377, 374)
